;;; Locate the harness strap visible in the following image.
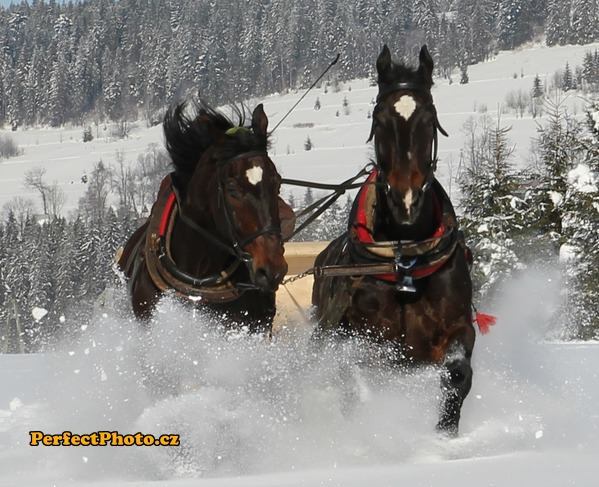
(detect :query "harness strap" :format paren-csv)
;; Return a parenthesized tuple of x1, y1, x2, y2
(343, 168, 459, 283)
(313, 239, 457, 279)
(142, 175, 244, 303)
(285, 164, 374, 241)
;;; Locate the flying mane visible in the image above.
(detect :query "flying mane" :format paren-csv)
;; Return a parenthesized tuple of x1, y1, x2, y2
(163, 99, 270, 192)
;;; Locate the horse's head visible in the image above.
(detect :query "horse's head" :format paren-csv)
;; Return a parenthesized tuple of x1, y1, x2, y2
(164, 101, 287, 293)
(368, 44, 447, 226)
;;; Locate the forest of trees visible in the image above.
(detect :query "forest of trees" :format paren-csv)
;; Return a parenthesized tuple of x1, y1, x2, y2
(0, 143, 170, 352)
(2, 0, 599, 129)
(458, 101, 598, 340)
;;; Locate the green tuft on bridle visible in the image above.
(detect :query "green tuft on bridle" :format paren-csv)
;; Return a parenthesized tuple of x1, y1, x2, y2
(225, 126, 251, 136)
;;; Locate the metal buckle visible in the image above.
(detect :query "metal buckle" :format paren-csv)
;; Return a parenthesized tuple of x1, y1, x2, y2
(396, 275, 417, 293)
(393, 246, 417, 293)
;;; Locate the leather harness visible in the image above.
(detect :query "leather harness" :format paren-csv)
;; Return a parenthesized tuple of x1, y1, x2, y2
(311, 169, 465, 290)
(119, 174, 244, 304)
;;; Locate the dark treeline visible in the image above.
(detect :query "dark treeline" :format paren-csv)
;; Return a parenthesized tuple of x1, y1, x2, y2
(0, 202, 138, 352)
(2, 0, 599, 129)
(0, 144, 171, 352)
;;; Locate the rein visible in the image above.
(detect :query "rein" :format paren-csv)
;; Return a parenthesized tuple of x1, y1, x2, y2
(281, 163, 374, 240)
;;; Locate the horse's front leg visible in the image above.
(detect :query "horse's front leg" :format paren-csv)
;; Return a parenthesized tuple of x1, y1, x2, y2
(436, 330, 474, 436)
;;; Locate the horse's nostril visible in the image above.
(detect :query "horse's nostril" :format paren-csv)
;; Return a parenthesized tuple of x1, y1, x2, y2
(389, 189, 402, 205)
(254, 268, 277, 290)
(255, 268, 268, 283)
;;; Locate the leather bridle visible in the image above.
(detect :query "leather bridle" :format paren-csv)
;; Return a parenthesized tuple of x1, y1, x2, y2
(367, 81, 448, 195)
(159, 149, 282, 292)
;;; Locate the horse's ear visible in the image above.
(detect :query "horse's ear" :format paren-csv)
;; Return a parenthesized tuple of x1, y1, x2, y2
(251, 103, 268, 137)
(376, 44, 392, 77)
(418, 45, 434, 85)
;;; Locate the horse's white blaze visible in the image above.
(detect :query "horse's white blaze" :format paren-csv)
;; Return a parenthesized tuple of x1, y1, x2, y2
(245, 165, 263, 185)
(403, 188, 413, 216)
(394, 95, 416, 120)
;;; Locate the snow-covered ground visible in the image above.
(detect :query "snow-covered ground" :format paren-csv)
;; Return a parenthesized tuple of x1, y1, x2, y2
(1, 269, 598, 486)
(1, 42, 598, 213)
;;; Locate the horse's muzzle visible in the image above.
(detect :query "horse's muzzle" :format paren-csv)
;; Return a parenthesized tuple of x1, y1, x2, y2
(388, 187, 424, 224)
(254, 266, 286, 292)
(246, 235, 288, 292)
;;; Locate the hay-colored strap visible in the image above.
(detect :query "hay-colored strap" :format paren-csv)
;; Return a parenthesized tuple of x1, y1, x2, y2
(225, 126, 251, 136)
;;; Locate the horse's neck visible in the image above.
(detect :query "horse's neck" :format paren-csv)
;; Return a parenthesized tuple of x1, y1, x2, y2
(169, 213, 232, 278)
(374, 190, 437, 241)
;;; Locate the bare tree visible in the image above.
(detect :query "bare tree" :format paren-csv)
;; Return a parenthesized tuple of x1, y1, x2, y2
(505, 90, 529, 118)
(0, 134, 20, 159)
(132, 144, 170, 215)
(80, 161, 112, 222)
(47, 182, 66, 217)
(24, 167, 50, 215)
(461, 114, 493, 175)
(2, 196, 36, 231)
(111, 150, 135, 210)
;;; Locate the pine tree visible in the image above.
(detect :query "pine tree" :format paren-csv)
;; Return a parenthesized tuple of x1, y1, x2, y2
(532, 74, 544, 98)
(523, 98, 585, 272)
(460, 115, 525, 300)
(571, 0, 598, 45)
(497, 0, 528, 50)
(546, 0, 572, 46)
(582, 50, 598, 91)
(413, 0, 440, 55)
(562, 62, 574, 91)
(550, 103, 599, 338)
(531, 74, 544, 117)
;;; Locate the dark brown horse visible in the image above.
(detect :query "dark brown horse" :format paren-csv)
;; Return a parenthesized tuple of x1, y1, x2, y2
(312, 45, 475, 435)
(118, 101, 292, 333)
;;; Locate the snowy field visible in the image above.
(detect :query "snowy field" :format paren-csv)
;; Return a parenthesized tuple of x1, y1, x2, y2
(1, 42, 598, 214)
(0, 270, 598, 486)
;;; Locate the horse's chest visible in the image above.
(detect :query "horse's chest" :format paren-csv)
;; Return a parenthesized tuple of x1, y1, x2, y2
(346, 278, 444, 361)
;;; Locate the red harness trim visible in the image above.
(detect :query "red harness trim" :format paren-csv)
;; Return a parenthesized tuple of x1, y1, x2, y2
(354, 170, 448, 282)
(158, 192, 177, 238)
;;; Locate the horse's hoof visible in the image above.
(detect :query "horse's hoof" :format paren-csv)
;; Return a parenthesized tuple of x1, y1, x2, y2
(435, 421, 459, 438)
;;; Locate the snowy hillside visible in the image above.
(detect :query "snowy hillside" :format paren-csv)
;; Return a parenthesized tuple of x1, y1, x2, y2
(1, 42, 598, 213)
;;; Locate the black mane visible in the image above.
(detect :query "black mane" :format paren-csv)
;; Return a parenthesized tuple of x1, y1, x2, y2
(163, 99, 269, 190)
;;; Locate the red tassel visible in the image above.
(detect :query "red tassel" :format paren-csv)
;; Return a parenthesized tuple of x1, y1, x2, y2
(475, 312, 497, 335)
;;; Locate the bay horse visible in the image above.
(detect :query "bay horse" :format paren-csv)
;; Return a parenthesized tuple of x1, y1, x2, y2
(312, 45, 475, 435)
(118, 101, 293, 333)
